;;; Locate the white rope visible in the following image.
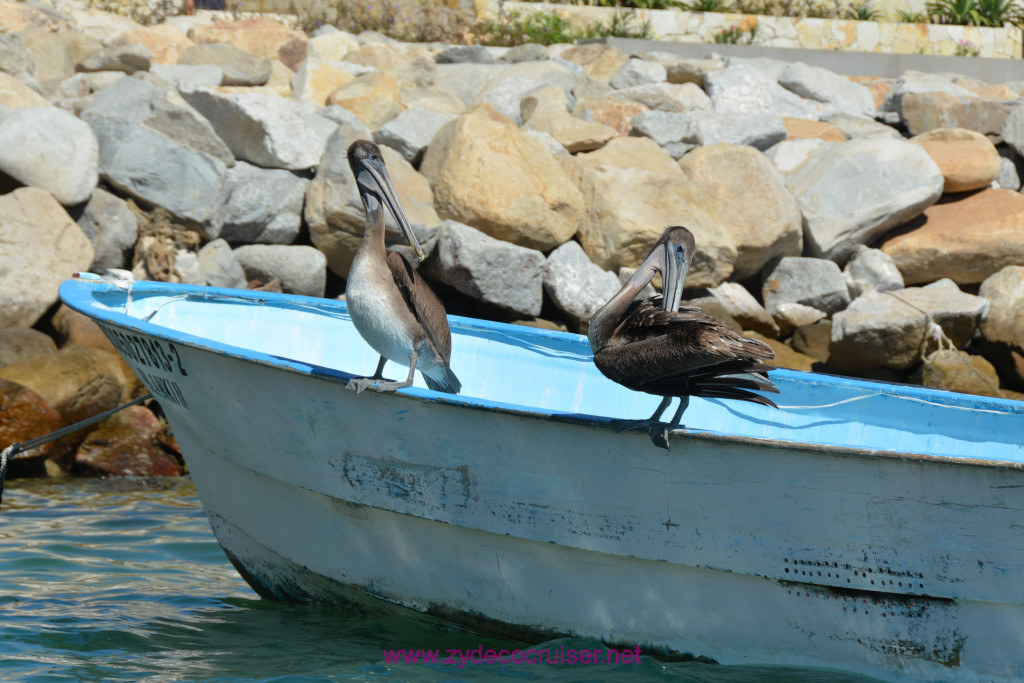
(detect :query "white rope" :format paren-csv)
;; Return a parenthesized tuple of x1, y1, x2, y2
(775, 391, 1015, 415)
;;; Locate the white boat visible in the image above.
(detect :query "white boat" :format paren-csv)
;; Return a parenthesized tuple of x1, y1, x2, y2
(60, 276, 1024, 681)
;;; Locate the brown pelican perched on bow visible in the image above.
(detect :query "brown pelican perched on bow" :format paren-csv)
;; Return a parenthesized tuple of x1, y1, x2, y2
(588, 226, 778, 449)
(345, 140, 461, 394)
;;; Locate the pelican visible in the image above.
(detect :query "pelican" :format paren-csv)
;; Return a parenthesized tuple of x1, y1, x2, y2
(588, 226, 778, 449)
(345, 140, 461, 394)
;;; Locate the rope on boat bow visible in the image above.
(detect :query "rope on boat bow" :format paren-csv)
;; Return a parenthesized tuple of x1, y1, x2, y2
(0, 393, 152, 509)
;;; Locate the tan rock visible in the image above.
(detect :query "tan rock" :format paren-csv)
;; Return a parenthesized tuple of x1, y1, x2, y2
(745, 331, 816, 372)
(901, 92, 1010, 137)
(560, 43, 628, 82)
(308, 31, 360, 61)
(791, 319, 832, 363)
(677, 143, 803, 280)
(962, 83, 1019, 101)
(123, 24, 193, 65)
(19, 27, 73, 82)
(881, 189, 1024, 285)
(0, 188, 93, 328)
(573, 97, 648, 136)
(848, 77, 891, 111)
(306, 139, 439, 278)
(401, 87, 464, 115)
(420, 112, 584, 252)
(327, 71, 404, 131)
(292, 58, 355, 106)
(570, 137, 734, 286)
(0, 328, 56, 369)
(466, 101, 514, 126)
(782, 117, 846, 142)
(522, 86, 616, 154)
(0, 377, 61, 465)
(343, 43, 435, 88)
(979, 265, 1024, 390)
(264, 59, 294, 98)
(708, 281, 779, 337)
(51, 304, 116, 353)
(64, 33, 104, 67)
(75, 405, 182, 477)
(0, 1, 68, 32)
(0, 72, 49, 108)
(913, 349, 1004, 397)
(909, 127, 1000, 193)
(189, 18, 308, 71)
(68, 8, 143, 44)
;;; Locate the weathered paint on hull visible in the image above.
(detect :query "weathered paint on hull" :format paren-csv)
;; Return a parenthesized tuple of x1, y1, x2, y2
(58, 280, 1024, 681)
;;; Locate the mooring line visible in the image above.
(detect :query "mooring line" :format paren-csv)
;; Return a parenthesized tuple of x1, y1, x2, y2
(0, 392, 153, 509)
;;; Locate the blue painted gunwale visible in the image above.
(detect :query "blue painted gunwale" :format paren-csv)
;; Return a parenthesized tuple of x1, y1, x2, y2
(59, 278, 1024, 467)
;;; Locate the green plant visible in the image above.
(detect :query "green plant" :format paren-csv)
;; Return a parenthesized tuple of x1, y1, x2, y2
(975, 0, 1022, 25)
(713, 20, 758, 41)
(683, 0, 728, 11)
(602, 7, 654, 37)
(895, 6, 929, 20)
(927, 0, 980, 24)
(842, 1, 881, 18)
(955, 37, 982, 53)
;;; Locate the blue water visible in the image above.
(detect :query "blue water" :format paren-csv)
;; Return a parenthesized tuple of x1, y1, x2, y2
(0, 478, 877, 682)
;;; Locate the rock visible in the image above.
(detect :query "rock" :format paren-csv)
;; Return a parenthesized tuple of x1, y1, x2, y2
(77, 42, 151, 74)
(82, 74, 234, 167)
(881, 189, 1024, 285)
(0, 377, 61, 464)
(1001, 105, 1024, 160)
(500, 43, 547, 63)
(189, 17, 308, 71)
(706, 62, 831, 120)
(67, 7, 142, 43)
(893, 278, 989, 348)
(912, 349, 1004, 397)
(903, 92, 1011, 138)
(420, 111, 583, 252)
(790, 138, 944, 262)
(197, 238, 247, 288)
(0, 188, 93, 328)
(19, 27, 72, 82)
(745, 330, 816, 372)
(559, 43, 628, 82)
(0, 105, 98, 206)
(209, 161, 307, 245)
(343, 43, 435, 89)
(978, 265, 1024, 390)
(0, 1, 68, 33)
(479, 75, 544, 125)
(0, 328, 56, 369)
(708, 282, 779, 337)
(766, 138, 834, 175)
(778, 62, 876, 118)
(791, 319, 831, 363)
(0, 344, 138, 425)
(374, 106, 456, 164)
(677, 144, 803, 279)
(543, 240, 621, 327)
(177, 43, 272, 87)
(99, 124, 230, 228)
(569, 137, 733, 286)
(233, 244, 326, 297)
(782, 117, 845, 142)
(0, 33, 35, 82)
(883, 71, 978, 118)
(829, 289, 929, 371)
(610, 58, 666, 90)
(762, 257, 850, 316)
(289, 57, 355, 106)
(306, 127, 439, 277)
(610, 81, 711, 112)
(401, 86, 464, 115)
(179, 86, 322, 170)
(326, 71, 404, 131)
(640, 53, 724, 86)
(632, 109, 787, 151)
(842, 245, 903, 299)
(521, 85, 616, 154)
(429, 220, 545, 317)
(909, 128, 1001, 193)
(573, 97, 647, 136)
(774, 302, 827, 338)
(822, 111, 902, 140)
(77, 187, 138, 271)
(435, 44, 494, 64)
(150, 63, 222, 87)
(123, 24, 193, 65)
(51, 304, 115, 352)
(0, 71, 46, 107)
(308, 30, 359, 61)
(74, 405, 182, 477)
(997, 152, 1021, 190)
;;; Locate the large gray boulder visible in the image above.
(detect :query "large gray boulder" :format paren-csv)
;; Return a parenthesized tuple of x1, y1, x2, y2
(177, 43, 272, 86)
(830, 288, 928, 371)
(209, 161, 308, 244)
(762, 256, 850, 316)
(179, 87, 323, 171)
(374, 107, 456, 164)
(0, 106, 98, 206)
(81, 74, 234, 167)
(843, 245, 904, 299)
(77, 42, 151, 74)
(788, 138, 944, 262)
(631, 109, 786, 151)
(609, 57, 666, 89)
(233, 244, 326, 297)
(979, 265, 1024, 390)
(429, 220, 545, 317)
(706, 63, 831, 120)
(77, 187, 138, 271)
(892, 278, 989, 348)
(479, 75, 545, 124)
(543, 240, 621, 326)
(708, 281, 779, 337)
(778, 62, 876, 118)
(609, 81, 711, 112)
(198, 238, 247, 289)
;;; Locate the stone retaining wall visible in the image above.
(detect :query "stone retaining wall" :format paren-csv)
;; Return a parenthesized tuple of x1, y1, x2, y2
(495, 1, 1023, 59)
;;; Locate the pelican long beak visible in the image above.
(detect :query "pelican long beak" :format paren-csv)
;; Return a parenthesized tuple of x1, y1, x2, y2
(658, 239, 691, 313)
(362, 159, 424, 261)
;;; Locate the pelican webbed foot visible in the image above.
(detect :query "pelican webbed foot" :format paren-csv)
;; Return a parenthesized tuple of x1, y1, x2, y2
(348, 356, 393, 394)
(612, 396, 691, 450)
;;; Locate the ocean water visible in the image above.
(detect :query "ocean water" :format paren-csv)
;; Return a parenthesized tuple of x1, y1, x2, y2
(0, 478, 877, 682)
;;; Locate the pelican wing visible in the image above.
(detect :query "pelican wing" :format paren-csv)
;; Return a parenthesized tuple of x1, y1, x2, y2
(386, 251, 452, 363)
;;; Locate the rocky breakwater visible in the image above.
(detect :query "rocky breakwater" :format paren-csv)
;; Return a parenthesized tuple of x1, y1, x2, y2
(1, 4, 1023, 479)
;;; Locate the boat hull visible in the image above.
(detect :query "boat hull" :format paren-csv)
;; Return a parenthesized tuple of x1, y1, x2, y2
(59, 279, 1024, 681)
